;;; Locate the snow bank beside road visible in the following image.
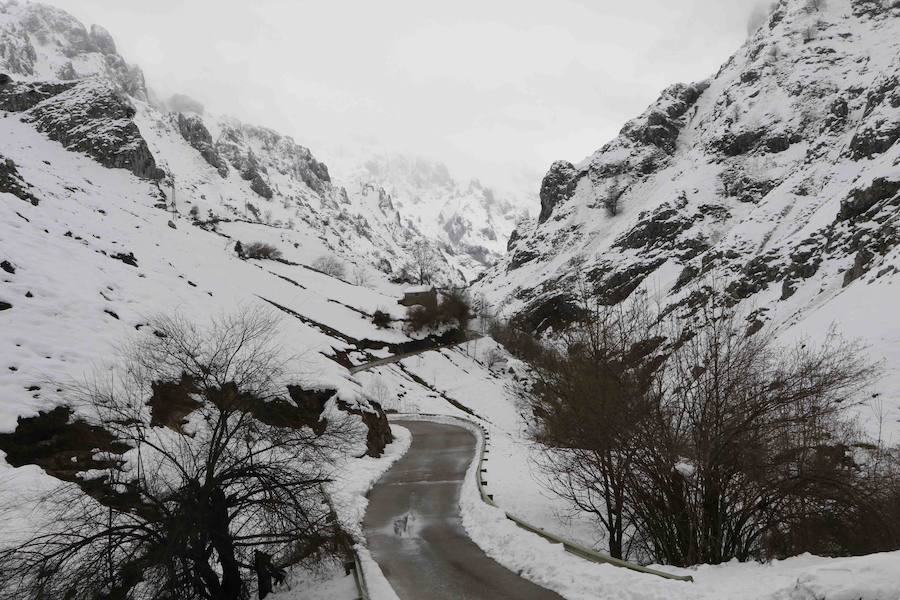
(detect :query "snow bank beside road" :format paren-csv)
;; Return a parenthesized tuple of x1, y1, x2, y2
(451, 415, 900, 600)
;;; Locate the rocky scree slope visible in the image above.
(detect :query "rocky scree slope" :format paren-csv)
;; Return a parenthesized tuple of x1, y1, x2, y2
(0, 0, 472, 286)
(474, 0, 900, 435)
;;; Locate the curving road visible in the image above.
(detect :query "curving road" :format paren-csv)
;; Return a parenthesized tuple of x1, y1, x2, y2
(363, 420, 565, 600)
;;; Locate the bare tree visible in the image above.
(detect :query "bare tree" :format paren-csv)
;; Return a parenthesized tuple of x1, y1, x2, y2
(351, 265, 369, 287)
(529, 292, 663, 559)
(472, 293, 492, 335)
(408, 239, 438, 285)
(524, 286, 884, 565)
(364, 377, 392, 411)
(313, 255, 346, 278)
(0, 309, 356, 600)
(627, 299, 877, 566)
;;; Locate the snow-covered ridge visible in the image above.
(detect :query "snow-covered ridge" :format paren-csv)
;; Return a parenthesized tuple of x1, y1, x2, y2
(0, 0, 146, 98)
(475, 0, 900, 437)
(334, 153, 527, 276)
(0, 0, 490, 286)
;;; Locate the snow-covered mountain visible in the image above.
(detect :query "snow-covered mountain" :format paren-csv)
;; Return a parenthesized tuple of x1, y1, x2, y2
(325, 151, 528, 279)
(474, 0, 900, 435)
(0, 0, 485, 286)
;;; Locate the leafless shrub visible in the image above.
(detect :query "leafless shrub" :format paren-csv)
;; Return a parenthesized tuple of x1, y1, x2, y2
(482, 348, 504, 370)
(407, 289, 473, 333)
(372, 309, 392, 329)
(242, 241, 283, 260)
(352, 265, 370, 286)
(313, 255, 346, 278)
(0, 309, 355, 600)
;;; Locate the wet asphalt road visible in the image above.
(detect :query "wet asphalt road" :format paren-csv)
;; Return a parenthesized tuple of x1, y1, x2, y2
(363, 420, 565, 600)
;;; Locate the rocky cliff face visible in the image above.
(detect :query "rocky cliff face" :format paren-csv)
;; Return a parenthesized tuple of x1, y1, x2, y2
(475, 0, 900, 425)
(0, 1, 147, 98)
(1, 78, 163, 179)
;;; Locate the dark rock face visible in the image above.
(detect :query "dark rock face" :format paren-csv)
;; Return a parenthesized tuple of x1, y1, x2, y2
(0, 406, 130, 488)
(338, 400, 393, 458)
(176, 113, 228, 177)
(0, 80, 164, 180)
(507, 248, 539, 271)
(506, 227, 521, 252)
(216, 123, 331, 199)
(0, 156, 40, 205)
(110, 251, 138, 267)
(839, 178, 900, 222)
(0, 80, 74, 112)
(711, 128, 767, 157)
(842, 248, 874, 287)
(538, 160, 583, 223)
(620, 82, 707, 154)
(613, 196, 692, 252)
(720, 167, 778, 204)
(249, 173, 274, 199)
(0, 73, 11, 86)
(849, 123, 900, 159)
(517, 294, 581, 334)
(852, 0, 890, 17)
(286, 385, 336, 436)
(848, 75, 900, 159)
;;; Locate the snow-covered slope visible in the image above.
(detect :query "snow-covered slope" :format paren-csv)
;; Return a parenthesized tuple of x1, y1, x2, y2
(0, 0, 480, 287)
(475, 0, 900, 436)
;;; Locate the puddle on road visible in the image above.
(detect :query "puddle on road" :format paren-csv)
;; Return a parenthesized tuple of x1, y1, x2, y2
(393, 509, 422, 538)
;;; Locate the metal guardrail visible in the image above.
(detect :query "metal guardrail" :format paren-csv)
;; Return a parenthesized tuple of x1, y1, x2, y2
(349, 548, 369, 600)
(396, 413, 694, 583)
(320, 485, 370, 600)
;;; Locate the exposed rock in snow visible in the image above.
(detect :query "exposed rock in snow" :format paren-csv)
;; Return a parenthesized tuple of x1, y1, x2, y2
(0, 1, 147, 98)
(175, 112, 228, 177)
(475, 0, 900, 438)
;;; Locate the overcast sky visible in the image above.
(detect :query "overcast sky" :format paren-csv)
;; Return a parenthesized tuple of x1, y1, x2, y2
(54, 0, 757, 192)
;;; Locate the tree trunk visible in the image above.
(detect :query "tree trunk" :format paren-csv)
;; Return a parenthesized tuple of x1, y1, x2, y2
(209, 488, 243, 600)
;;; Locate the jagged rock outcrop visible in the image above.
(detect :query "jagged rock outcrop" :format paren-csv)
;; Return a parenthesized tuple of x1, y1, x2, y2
(176, 113, 228, 177)
(0, 1, 148, 99)
(218, 122, 330, 195)
(0, 155, 39, 204)
(538, 160, 582, 223)
(0, 78, 163, 179)
(620, 82, 707, 154)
